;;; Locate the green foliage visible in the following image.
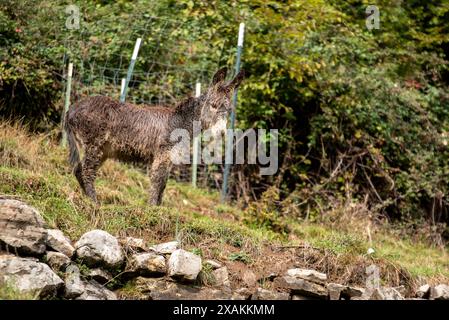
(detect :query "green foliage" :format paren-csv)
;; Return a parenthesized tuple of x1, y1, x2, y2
(314, 233, 367, 255)
(228, 251, 252, 264)
(0, 282, 38, 300)
(1, 0, 449, 229)
(243, 186, 289, 234)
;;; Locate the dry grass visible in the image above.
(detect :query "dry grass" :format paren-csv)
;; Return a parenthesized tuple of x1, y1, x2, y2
(0, 122, 42, 169)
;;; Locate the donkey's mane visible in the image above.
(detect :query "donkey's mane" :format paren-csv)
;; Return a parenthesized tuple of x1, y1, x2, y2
(174, 96, 198, 115)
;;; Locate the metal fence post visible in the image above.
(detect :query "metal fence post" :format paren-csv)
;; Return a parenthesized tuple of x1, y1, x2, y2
(221, 22, 245, 202)
(120, 38, 142, 103)
(120, 78, 126, 96)
(61, 62, 73, 147)
(192, 82, 201, 187)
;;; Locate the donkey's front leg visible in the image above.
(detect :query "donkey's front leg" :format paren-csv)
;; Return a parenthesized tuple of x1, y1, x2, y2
(148, 152, 172, 206)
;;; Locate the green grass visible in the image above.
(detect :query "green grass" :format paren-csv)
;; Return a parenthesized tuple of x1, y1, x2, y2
(0, 122, 448, 288)
(0, 282, 39, 300)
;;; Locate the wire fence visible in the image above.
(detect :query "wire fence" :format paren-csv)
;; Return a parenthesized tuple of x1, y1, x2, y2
(61, 13, 229, 192)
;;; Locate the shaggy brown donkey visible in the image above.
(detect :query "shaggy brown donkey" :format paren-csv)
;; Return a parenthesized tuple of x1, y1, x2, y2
(65, 67, 245, 205)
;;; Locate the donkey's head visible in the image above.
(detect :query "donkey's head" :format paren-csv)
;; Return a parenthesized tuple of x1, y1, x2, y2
(198, 67, 245, 134)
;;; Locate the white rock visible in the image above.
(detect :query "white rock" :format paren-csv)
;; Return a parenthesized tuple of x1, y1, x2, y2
(287, 268, 327, 284)
(87, 268, 112, 284)
(168, 249, 202, 281)
(74, 230, 124, 269)
(0, 255, 63, 298)
(75, 280, 117, 300)
(46, 251, 71, 271)
(231, 287, 253, 300)
(275, 275, 328, 299)
(430, 284, 449, 300)
(252, 288, 289, 300)
(46, 229, 75, 257)
(212, 267, 230, 287)
(126, 252, 166, 277)
(417, 284, 430, 298)
(64, 264, 85, 299)
(120, 236, 147, 252)
(291, 295, 318, 300)
(0, 199, 47, 255)
(205, 259, 222, 270)
(64, 265, 116, 300)
(150, 241, 179, 255)
(327, 283, 346, 300)
(382, 287, 404, 300)
(345, 286, 365, 299)
(361, 287, 404, 300)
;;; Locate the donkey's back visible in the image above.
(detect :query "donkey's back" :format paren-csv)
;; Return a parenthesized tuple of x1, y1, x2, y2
(66, 96, 173, 161)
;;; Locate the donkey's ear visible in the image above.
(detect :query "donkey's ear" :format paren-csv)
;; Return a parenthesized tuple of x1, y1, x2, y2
(226, 69, 246, 90)
(212, 67, 228, 85)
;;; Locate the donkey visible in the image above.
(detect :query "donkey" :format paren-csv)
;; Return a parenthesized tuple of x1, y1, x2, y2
(64, 67, 245, 205)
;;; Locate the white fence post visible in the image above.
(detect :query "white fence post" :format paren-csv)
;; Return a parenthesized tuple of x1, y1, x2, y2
(61, 62, 73, 147)
(192, 82, 201, 187)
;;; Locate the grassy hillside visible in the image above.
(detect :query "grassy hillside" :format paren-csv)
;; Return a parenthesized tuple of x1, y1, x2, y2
(1, 122, 448, 292)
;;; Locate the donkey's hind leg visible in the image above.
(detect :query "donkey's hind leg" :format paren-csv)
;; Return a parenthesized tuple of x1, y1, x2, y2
(81, 145, 105, 203)
(74, 162, 86, 194)
(148, 153, 172, 206)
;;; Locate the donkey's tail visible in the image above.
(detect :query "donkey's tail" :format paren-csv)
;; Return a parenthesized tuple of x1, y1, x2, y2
(64, 113, 80, 167)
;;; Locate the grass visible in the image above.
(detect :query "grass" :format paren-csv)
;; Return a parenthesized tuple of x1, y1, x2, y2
(0, 121, 448, 297)
(0, 282, 39, 300)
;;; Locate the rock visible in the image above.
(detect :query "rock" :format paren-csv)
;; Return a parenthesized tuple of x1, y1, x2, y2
(0, 255, 63, 298)
(430, 284, 449, 300)
(343, 286, 365, 299)
(0, 199, 47, 256)
(393, 285, 406, 296)
(416, 284, 430, 299)
(45, 251, 71, 271)
(125, 252, 166, 277)
(252, 288, 289, 300)
(327, 283, 346, 300)
(74, 230, 124, 269)
(87, 268, 112, 285)
(212, 267, 230, 287)
(291, 295, 319, 300)
(168, 249, 202, 282)
(231, 287, 253, 300)
(75, 280, 117, 300)
(205, 259, 222, 270)
(361, 287, 404, 300)
(135, 277, 170, 295)
(65, 265, 117, 300)
(46, 229, 75, 257)
(135, 277, 231, 300)
(242, 270, 258, 287)
(382, 287, 404, 300)
(287, 268, 327, 284)
(150, 241, 179, 255)
(362, 288, 385, 300)
(120, 237, 147, 252)
(64, 264, 85, 299)
(275, 275, 328, 299)
(258, 272, 278, 283)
